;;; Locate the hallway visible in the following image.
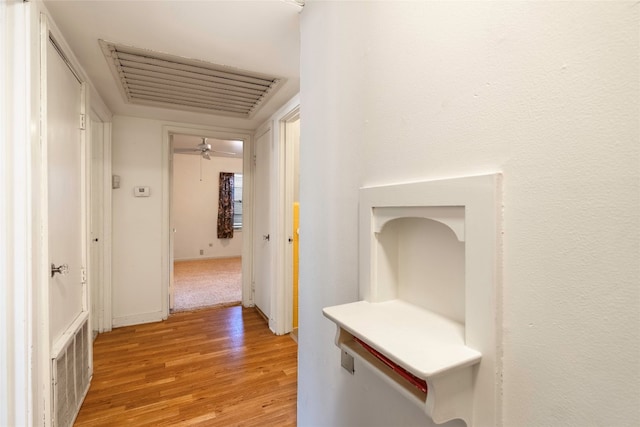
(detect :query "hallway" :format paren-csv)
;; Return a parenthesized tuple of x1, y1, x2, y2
(74, 306, 297, 426)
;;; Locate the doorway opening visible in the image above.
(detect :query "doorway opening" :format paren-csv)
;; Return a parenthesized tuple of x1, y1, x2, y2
(283, 111, 300, 336)
(170, 134, 245, 312)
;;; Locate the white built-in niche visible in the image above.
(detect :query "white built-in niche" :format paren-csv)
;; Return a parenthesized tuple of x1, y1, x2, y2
(323, 174, 502, 427)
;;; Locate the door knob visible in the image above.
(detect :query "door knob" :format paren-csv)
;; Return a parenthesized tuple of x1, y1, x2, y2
(51, 263, 69, 278)
(263, 234, 270, 241)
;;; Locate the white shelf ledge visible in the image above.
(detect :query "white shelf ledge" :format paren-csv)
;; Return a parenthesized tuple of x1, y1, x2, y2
(324, 300, 482, 425)
(324, 300, 480, 377)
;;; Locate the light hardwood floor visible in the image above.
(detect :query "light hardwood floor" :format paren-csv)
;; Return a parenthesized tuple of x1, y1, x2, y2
(74, 306, 297, 426)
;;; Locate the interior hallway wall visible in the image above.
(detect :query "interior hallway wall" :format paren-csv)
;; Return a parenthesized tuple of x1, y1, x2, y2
(111, 116, 165, 327)
(298, 2, 639, 427)
(173, 153, 243, 261)
(111, 115, 251, 326)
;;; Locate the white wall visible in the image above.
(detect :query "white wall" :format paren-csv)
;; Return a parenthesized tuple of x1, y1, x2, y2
(298, 2, 639, 427)
(173, 153, 243, 261)
(111, 115, 252, 326)
(112, 116, 166, 326)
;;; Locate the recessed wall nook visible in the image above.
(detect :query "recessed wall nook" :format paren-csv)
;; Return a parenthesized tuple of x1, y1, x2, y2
(323, 174, 502, 427)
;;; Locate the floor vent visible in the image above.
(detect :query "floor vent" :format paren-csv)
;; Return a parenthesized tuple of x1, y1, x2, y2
(52, 320, 90, 427)
(99, 40, 284, 118)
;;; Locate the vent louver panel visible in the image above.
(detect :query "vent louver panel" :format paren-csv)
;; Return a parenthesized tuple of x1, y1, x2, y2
(100, 40, 283, 118)
(52, 320, 90, 427)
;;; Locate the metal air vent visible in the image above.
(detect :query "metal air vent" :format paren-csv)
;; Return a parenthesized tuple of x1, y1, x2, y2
(99, 40, 283, 118)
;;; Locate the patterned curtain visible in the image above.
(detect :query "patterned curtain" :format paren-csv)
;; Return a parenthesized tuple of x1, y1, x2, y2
(217, 172, 234, 239)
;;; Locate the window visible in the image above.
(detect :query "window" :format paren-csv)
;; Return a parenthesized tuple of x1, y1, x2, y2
(233, 173, 243, 229)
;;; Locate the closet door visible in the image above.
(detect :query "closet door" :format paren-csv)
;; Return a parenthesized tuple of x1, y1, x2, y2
(253, 128, 272, 321)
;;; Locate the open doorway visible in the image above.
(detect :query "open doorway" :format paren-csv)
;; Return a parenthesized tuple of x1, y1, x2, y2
(170, 134, 244, 312)
(283, 110, 301, 335)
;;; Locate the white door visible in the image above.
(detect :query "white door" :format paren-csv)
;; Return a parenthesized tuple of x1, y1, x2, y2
(253, 129, 272, 319)
(48, 39, 85, 347)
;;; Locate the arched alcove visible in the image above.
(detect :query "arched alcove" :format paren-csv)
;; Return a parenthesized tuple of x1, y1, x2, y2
(324, 174, 502, 427)
(376, 217, 465, 324)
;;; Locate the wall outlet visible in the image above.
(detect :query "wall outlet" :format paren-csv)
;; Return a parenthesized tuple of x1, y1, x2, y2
(199, 249, 204, 255)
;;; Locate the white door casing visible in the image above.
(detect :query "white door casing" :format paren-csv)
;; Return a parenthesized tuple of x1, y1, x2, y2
(88, 107, 113, 334)
(269, 96, 300, 335)
(253, 127, 273, 324)
(282, 110, 300, 333)
(90, 117, 103, 336)
(168, 134, 175, 311)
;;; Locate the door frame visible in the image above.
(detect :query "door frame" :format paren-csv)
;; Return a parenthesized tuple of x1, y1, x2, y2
(269, 95, 300, 335)
(89, 99, 113, 334)
(161, 124, 254, 317)
(278, 107, 300, 334)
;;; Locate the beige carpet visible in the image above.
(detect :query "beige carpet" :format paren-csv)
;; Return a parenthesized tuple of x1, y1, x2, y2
(173, 257, 242, 312)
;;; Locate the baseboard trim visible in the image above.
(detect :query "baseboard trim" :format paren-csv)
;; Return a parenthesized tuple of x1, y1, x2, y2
(112, 311, 165, 328)
(254, 305, 269, 324)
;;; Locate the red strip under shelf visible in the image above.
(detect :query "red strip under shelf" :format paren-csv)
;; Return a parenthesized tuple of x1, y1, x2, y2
(353, 336, 428, 395)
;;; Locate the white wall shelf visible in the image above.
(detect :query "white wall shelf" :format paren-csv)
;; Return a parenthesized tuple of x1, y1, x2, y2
(324, 300, 480, 377)
(323, 173, 502, 427)
(324, 300, 481, 424)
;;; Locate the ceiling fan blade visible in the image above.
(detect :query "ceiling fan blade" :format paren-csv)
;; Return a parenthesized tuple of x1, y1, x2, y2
(175, 137, 238, 158)
(210, 150, 237, 156)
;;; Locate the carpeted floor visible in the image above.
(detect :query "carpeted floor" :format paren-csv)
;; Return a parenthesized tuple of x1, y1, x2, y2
(173, 257, 242, 312)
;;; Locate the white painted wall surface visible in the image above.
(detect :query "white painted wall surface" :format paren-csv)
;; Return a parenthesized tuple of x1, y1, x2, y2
(111, 115, 251, 326)
(298, 2, 639, 427)
(111, 116, 166, 326)
(172, 153, 243, 261)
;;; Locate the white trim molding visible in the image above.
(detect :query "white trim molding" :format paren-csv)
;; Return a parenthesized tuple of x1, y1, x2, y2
(273, 96, 300, 335)
(1, 1, 33, 425)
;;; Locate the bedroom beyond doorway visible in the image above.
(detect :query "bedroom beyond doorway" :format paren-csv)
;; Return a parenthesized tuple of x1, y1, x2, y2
(173, 257, 242, 312)
(171, 133, 245, 312)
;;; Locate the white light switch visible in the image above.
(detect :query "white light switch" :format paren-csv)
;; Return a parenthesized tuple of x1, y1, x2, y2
(134, 186, 150, 197)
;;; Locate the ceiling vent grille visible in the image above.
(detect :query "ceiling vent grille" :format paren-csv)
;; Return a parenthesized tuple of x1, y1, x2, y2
(99, 40, 283, 118)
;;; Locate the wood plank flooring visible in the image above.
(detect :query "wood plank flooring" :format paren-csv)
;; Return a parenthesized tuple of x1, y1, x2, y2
(74, 306, 297, 426)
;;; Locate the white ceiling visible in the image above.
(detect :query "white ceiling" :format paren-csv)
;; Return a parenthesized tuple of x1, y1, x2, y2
(43, 0, 301, 130)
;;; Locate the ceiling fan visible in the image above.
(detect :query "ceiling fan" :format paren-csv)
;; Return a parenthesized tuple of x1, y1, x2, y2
(174, 137, 235, 160)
